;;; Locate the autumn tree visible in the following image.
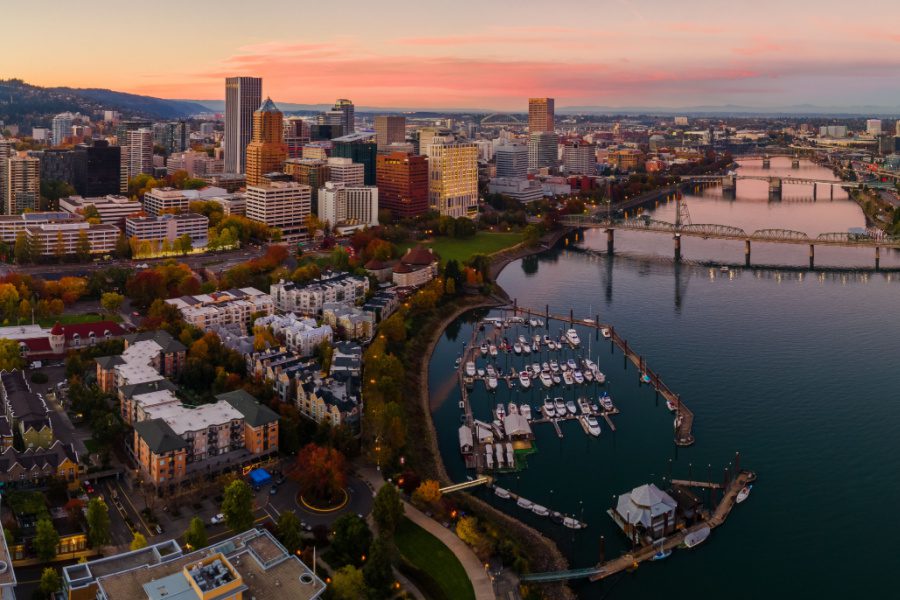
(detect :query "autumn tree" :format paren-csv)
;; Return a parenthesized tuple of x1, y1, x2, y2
(291, 443, 346, 505)
(221, 480, 254, 533)
(130, 532, 148, 550)
(329, 565, 365, 600)
(411, 480, 442, 510)
(184, 517, 208, 549)
(0, 339, 24, 371)
(455, 516, 493, 559)
(100, 292, 124, 315)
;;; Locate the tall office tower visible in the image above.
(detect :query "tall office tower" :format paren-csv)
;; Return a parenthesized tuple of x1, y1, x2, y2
(284, 158, 329, 211)
(73, 140, 123, 196)
(318, 181, 379, 229)
(115, 119, 152, 145)
(331, 133, 377, 185)
(224, 76, 262, 173)
(417, 127, 451, 155)
(333, 99, 355, 134)
(325, 157, 365, 187)
(375, 116, 406, 150)
(0, 140, 13, 213)
(495, 144, 529, 178)
(245, 98, 288, 187)
(245, 181, 311, 242)
(123, 128, 153, 180)
(153, 121, 190, 155)
(528, 98, 555, 133)
(283, 117, 310, 158)
(51, 112, 76, 146)
(6, 156, 40, 214)
(562, 140, 597, 175)
(427, 140, 478, 218)
(38, 149, 74, 184)
(528, 131, 560, 170)
(866, 119, 883, 136)
(376, 152, 428, 218)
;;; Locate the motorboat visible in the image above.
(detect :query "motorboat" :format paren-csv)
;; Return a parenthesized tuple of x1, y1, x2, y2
(552, 374, 561, 385)
(505, 443, 514, 467)
(554, 398, 567, 416)
(585, 415, 601, 436)
(566, 358, 578, 371)
(600, 327, 611, 339)
(495, 444, 505, 468)
(542, 397, 556, 418)
(485, 444, 494, 469)
(516, 497, 533, 510)
(590, 401, 600, 413)
(566, 328, 581, 347)
(583, 368, 594, 382)
(521, 342, 531, 355)
(651, 544, 672, 561)
(577, 397, 592, 414)
(565, 400, 577, 415)
(549, 360, 560, 373)
(477, 368, 485, 377)
(543, 335, 552, 346)
(563, 371, 575, 386)
(486, 365, 496, 378)
(599, 392, 614, 411)
(548, 340, 557, 351)
(513, 342, 522, 355)
(594, 369, 606, 384)
(495, 403, 506, 419)
(520, 404, 532, 421)
(465, 361, 476, 377)
(563, 517, 585, 530)
(736, 485, 753, 504)
(487, 376, 498, 391)
(583, 358, 597, 371)
(666, 399, 678, 412)
(489, 344, 498, 357)
(641, 372, 651, 384)
(528, 318, 538, 328)
(573, 370, 585, 384)
(550, 511, 564, 524)
(479, 343, 488, 356)
(454, 356, 461, 368)
(539, 371, 553, 388)
(518, 371, 531, 388)
(531, 504, 549, 517)
(682, 526, 710, 548)
(541, 361, 550, 372)
(507, 402, 519, 416)
(517, 334, 528, 345)
(494, 486, 511, 499)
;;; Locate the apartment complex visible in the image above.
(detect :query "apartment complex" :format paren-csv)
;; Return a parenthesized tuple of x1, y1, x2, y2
(318, 181, 379, 233)
(424, 139, 479, 217)
(0, 212, 80, 243)
(143, 187, 190, 216)
(60, 194, 143, 224)
(5, 155, 40, 214)
(167, 150, 224, 177)
(375, 152, 428, 218)
(25, 221, 119, 256)
(325, 156, 364, 187)
(125, 213, 209, 249)
(165, 287, 275, 333)
(224, 76, 262, 174)
(245, 98, 288, 187)
(270, 273, 369, 315)
(245, 181, 311, 243)
(254, 313, 333, 356)
(562, 140, 597, 175)
(123, 128, 153, 180)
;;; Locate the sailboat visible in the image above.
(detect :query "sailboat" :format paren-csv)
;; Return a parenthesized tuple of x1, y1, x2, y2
(736, 484, 753, 504)
(651, 540, 672, 561)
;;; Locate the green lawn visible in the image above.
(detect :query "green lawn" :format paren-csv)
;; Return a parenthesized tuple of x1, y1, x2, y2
(36, 312, 120, 328)
(401, 232, 523, 265)
(395, 517, 475, 600)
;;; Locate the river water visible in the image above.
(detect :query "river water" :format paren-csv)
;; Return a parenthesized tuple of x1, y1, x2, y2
(428, 158, 900, 598)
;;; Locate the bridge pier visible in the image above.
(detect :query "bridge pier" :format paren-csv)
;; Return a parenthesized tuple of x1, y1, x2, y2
(606, 228, 614, 255)
(809, 244, 815, 269)
(674, 234, 682, 262)
(791, 158, 800, 169)
(876, 246, 881, 271)
(721, 174, 736, 199)
(830, 185, 834, 200)
(744, 239, 751, 267)
(762, 157, 771, 169)
(768, 177, 782, 200)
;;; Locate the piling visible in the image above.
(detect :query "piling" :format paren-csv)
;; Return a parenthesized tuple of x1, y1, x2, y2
(744, 239, 751, 267)
(809, 244, 815, 269)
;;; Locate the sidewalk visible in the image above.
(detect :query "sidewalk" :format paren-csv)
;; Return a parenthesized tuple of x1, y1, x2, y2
(359, 467, 495, 600)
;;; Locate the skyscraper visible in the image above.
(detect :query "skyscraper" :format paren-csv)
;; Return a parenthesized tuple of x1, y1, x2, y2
(73, 140, 122, 196)
(528, 98, 555, 134)
(376, 152, 428, 218)
(495, 144, 529, 178)
(528, 132, 559, 170)
(331, 133, 377, 185)
(562, 140, 596, 175)
(866, 119, 883, 136)
(153, 121, 190, 155)
(245, 98, 288, 187)
(426, 139, 478, 218)
(375, 116, 406, 150)
(225, 77, 262, 174)
(6, 156, 40, 214)
(333, 99, 355, 134)
(123, 128, 153, 180)
(51, 112, 76, 146)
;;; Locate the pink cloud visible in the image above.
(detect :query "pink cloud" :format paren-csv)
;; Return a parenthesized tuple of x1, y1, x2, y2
(732, 36, 794, 57)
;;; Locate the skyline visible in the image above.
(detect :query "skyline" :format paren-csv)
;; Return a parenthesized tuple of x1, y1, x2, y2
(4, 0, 900, 111)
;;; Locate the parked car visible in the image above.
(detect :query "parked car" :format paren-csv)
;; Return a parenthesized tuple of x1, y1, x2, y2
(210, 513, 225, 525)
(83, 481, 95, 494)
(269, 486, 278, 495)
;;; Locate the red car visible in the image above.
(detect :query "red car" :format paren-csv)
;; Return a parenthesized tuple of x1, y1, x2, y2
(84, 481, 95, 494)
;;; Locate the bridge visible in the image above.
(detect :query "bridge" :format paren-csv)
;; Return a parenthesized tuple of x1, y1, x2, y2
(439, 477, 492, 494)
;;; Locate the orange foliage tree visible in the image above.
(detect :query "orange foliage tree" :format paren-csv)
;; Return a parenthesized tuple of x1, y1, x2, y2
(291, 443, 347, 504)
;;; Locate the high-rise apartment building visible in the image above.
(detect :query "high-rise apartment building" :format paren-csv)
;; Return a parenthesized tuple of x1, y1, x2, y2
(376, 152, 429, 218)
(318, 181, 379, 231)
(866, 119, 883, 136)
(426, 139, 478, 218)
(153, 121, 189, 155)
(123, 128, 153, 180)
(562, 140, 597, 175)
(528, 98, 555, 133)
(245, 98, 288, 187)
(375, 116, 406, 150)
(333, 99, 355, 134)
(528, 132, 560, 170)
(245, 181, 311, 243)
(224, 76, 262, 174)
(5, 156, 40, 214)
(495, 144, 529, 178)
(73, 140, 122, 196)
(115, 119, 152, 146)
(331, 133, 377, 185)
(0, 141, 14, 214)
(51, 112, 76, 146)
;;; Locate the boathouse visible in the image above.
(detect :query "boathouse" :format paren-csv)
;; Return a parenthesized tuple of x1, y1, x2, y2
(614, 483, 678, 539)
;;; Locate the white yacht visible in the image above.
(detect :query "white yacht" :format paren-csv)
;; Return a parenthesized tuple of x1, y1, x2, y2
(554, 397, 567, 415)
(516, 497, 533, 510)
(539, 371, 553, 388)
(577, 397, 592, 414)
(583, 369, 594, 383)
(517, 334, 528, 345)
(520, 404, 532, 421)
(594, 369, 606, 385)
(550, 360, 560, 373)
(565, 400, 577, 415)
(465, 361, 476, 377)
(563, 517, 585, 529)
(480, 343, 488, 356)
(600, 327, 611, 339)
(573, 370, 585, 385)
(531, 362, 541, 374)
(487, 376, 498, 391)
(531, 504, 549, 517)
(585, 415, 602, 437)
(507, 402, 518, 416)
(563, 371, 575, 386)
(518, 370, 531, 388)
(566, 328, 581, 347)
(494, 486, 511, 499)
(583, 358, 597, 372)
(521, 342, 531, 355)
(543, 335, 552, 346)
(513, 342, 522, 354)
(542, 397, 556, 418)
(477, 368, 485, 377)
(495, 444, 505, 468)
(599, 392, 614, 411)
(566, 358, 578, 370)
(489, 344, 498, 357)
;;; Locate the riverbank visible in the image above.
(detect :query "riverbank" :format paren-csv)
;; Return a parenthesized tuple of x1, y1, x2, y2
(407, 227, 576, 599)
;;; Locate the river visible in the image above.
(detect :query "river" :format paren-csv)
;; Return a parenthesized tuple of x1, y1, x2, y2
(428, 158, 900, 597)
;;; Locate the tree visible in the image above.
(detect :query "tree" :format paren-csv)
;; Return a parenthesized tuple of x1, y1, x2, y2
(276, 511, 302, 554)
(13, 231, 30, 264)
(372, 484, 403, 538)
(411, 480, 442, 510)
(455, 516, 492, 559)
(176, 233, 192, 256)
(221, 480, 254, 533)
(115, 232, 131, 258)
(130, 532, 148, 550)
(184, 516, 208, 549)
(329, 514, 372, 568)
(86, 497, 111, 547)
(0, 339, 24, 372)
(100, 292, 125, 315)
(39, 567, 61, 597)
(33, 519, 59, 562)
(75, 230, 92, 262)
(291, 443, 346, 504)
(523, 224, 542, 247)
(330, 565, 366, 600)
(362, 535, 394, 600)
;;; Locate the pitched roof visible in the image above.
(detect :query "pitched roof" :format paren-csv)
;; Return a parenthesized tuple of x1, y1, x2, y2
(257, 97, 281, 114)
(402, 245, 436, 266)
(364, 258, 389, 270)
(95, 355, 126, 369)
(133, 419, 187, 454)
(50, 322, 64, 335)
(119, 378, 177, 400)
(125, 330, 187, 353)
(62, 321, 127, 340)
(0, 441, 78, 474)
(217, 390, 278, 427)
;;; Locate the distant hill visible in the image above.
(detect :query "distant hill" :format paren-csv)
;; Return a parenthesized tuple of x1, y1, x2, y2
(0, 79, 210, 128)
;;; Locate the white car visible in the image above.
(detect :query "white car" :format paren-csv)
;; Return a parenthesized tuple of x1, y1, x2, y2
(210, 513, 225, 525)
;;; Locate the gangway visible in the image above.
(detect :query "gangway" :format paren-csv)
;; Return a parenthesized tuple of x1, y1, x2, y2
(439, 476, 492, 494)
(519, 566, 606, 582)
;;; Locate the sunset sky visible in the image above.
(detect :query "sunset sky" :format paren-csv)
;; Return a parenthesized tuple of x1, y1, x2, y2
(5, 0, 900, 110)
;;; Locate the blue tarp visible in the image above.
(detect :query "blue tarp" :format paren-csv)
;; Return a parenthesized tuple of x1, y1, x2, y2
(248, 468, 272, 486)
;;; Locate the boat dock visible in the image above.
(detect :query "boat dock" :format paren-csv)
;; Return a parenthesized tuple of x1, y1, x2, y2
(670, 479, 723, 489)
(509, 303, 695, 446)
(491, 485, 588, 530)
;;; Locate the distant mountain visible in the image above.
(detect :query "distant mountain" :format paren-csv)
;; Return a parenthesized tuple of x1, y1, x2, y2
(556, 104, 900, 117)
(0, 79, 210, 127)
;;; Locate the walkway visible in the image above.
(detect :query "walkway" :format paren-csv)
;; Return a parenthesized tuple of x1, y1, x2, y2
(359, 467, 496, 600)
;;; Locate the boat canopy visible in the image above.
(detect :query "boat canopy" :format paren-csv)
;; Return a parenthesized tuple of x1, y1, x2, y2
(458, 425, 474, 451)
